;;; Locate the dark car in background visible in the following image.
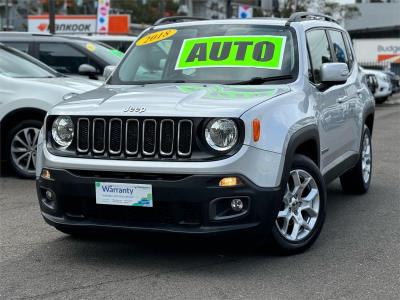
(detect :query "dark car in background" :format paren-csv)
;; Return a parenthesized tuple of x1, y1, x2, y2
(0, 33, 123, 80)
(60, 34, 136, 52)
(366, 73, 378, 95)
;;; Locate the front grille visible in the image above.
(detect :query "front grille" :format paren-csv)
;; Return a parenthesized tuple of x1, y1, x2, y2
(76, 117, 193, 159)
(77, 119, 89, 152)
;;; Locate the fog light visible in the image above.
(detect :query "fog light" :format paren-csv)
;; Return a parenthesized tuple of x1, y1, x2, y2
(41, 169, 52, 180)
(45, 190, 54, 200)
(219, 177, 241, 187)
(231, 199, 244, 212)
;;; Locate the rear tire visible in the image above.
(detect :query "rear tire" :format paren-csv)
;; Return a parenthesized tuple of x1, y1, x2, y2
(340, 127, 372, 194)
(7, 120, 42, 179)
(375, 97, 387, 104)
(268, 154, 327, 255)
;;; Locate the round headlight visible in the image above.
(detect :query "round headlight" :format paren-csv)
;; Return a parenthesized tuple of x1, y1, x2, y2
(205, 119, 238, 152)
(52, 116, 74, 147)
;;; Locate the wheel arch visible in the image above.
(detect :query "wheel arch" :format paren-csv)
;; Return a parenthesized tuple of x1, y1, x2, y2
(0, 108, 46, 161)
(279, 125, 320, 188)
(364, 109, 374, 136)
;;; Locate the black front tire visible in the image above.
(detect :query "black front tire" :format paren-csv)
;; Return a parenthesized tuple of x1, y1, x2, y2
(340, 127, 372, 194)
(268, 154, 327, 255)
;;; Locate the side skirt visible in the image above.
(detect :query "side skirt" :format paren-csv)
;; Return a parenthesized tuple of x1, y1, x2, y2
(323, 153, 359, 184)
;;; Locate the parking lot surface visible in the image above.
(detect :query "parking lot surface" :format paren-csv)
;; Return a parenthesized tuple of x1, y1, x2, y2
(1, 102, 399, 300)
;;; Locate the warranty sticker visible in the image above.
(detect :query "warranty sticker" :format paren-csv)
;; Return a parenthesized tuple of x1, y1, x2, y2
(175, 35, 286, 70)
(136, 29, 177, 46)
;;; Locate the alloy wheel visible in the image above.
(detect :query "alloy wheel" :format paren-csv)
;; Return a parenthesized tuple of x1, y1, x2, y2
(361, 133, 372, 184)
(10, 127, 40, 175)
(275, 169, 320, 242)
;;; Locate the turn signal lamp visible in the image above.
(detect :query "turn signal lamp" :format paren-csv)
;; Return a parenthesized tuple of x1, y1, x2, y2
(253, 119, 261, 142)
(219, 177, 242, 187)
(41, 169, 52, 180)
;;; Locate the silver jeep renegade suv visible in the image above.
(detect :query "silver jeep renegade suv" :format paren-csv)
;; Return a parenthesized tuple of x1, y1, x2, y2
(36, 13, 375, 254)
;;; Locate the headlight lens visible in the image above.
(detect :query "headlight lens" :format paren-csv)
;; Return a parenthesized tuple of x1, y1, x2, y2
(205, 118, 238, 152)
(51, 116, 74, 147)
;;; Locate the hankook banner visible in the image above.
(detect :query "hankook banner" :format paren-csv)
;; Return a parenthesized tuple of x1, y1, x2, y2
(28, 15, 130, 34)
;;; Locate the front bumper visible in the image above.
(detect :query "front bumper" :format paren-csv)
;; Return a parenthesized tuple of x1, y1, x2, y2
(37, 169, 283, 235)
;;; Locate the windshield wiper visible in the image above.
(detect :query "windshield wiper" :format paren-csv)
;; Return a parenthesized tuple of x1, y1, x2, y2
(139, 80, 188, 85)
(229, 75, 294, 85)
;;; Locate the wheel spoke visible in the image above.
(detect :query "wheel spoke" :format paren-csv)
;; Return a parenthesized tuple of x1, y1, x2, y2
(302, 188, 318, 203)
(32, 129, 40, 147)
(25, 153, 31, 170)
(32, 152, 37, 168)
(301, 206, 318, 218)
(290, 222, 301, 240)
(14, 135, 29, 149)
(297, 177, 312, 197)
(291, 170, 301, 189)
(11, 146, 28, 153)
(16, 152, 29, 163)
(277, 208, 289, 218)
(23, 128, 33, 147)
(281, 216, 290, 234)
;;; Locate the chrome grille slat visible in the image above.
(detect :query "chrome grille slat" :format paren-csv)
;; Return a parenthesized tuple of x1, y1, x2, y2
(177, 120, 193, 157)
(159, 119, 174, 156)
(142, 119, 157, 156)
(125, 119, 139, 155)
(77, 118, 90, 153)
(92, 118, 106, 154)
(108, 118, 122, 155)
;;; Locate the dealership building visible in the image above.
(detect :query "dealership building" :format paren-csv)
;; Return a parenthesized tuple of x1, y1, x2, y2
(344, 2, 400, 74)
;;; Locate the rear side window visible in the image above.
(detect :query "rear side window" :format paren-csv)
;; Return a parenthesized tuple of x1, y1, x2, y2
(4, 42, 30, 53)
(39, 43, 90, 74)
(328, 30, 349, 66)
(306, 30, 332, 84)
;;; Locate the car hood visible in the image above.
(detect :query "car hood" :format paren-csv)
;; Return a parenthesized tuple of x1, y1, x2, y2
(51, 83, 291, 117)
(23, 76, 102, 93)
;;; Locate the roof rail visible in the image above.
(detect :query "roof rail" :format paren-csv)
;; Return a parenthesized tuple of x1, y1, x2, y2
(286, 12, 338, 25)
(153, 16, 209, 26)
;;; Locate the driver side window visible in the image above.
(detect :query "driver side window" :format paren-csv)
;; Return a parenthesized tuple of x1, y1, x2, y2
(306, 30, 333, 84)
(134, 40, 172, 81)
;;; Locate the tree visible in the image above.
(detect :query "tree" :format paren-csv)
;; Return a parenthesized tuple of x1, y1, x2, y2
(270, 0, 360, 24)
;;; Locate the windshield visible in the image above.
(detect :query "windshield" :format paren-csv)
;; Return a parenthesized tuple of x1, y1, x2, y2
(75, 40, 123, 65)
(111, 24, 298, 85)
(0, 47, 58, 78)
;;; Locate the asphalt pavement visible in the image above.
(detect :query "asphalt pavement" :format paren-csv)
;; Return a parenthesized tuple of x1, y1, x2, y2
(0, 100, 399, 300)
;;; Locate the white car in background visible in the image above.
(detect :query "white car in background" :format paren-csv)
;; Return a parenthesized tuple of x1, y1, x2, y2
(0, 43, 101, 178)
(363, 69, 391, 103)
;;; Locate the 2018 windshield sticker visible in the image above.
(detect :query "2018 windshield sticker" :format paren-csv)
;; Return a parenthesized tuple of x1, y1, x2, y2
(175, 35, 286, 70)
(136, 29, 177, 46)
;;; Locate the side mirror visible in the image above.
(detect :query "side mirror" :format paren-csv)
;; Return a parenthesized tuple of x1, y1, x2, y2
(78, 64, 98, 79)
(103, 65, 116, 80)
(320, 63, 349, 84)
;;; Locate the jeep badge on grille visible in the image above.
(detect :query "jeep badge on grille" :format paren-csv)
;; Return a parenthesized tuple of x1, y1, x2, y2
(123, 106, 146, 113)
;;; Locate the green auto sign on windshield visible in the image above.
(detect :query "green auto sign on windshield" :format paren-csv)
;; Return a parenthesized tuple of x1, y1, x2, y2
(175, 35, 286, 70)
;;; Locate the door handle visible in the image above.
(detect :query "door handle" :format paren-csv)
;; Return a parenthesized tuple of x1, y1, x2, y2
(336, 96, 348, 104)
(357, 88, 363, 97)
